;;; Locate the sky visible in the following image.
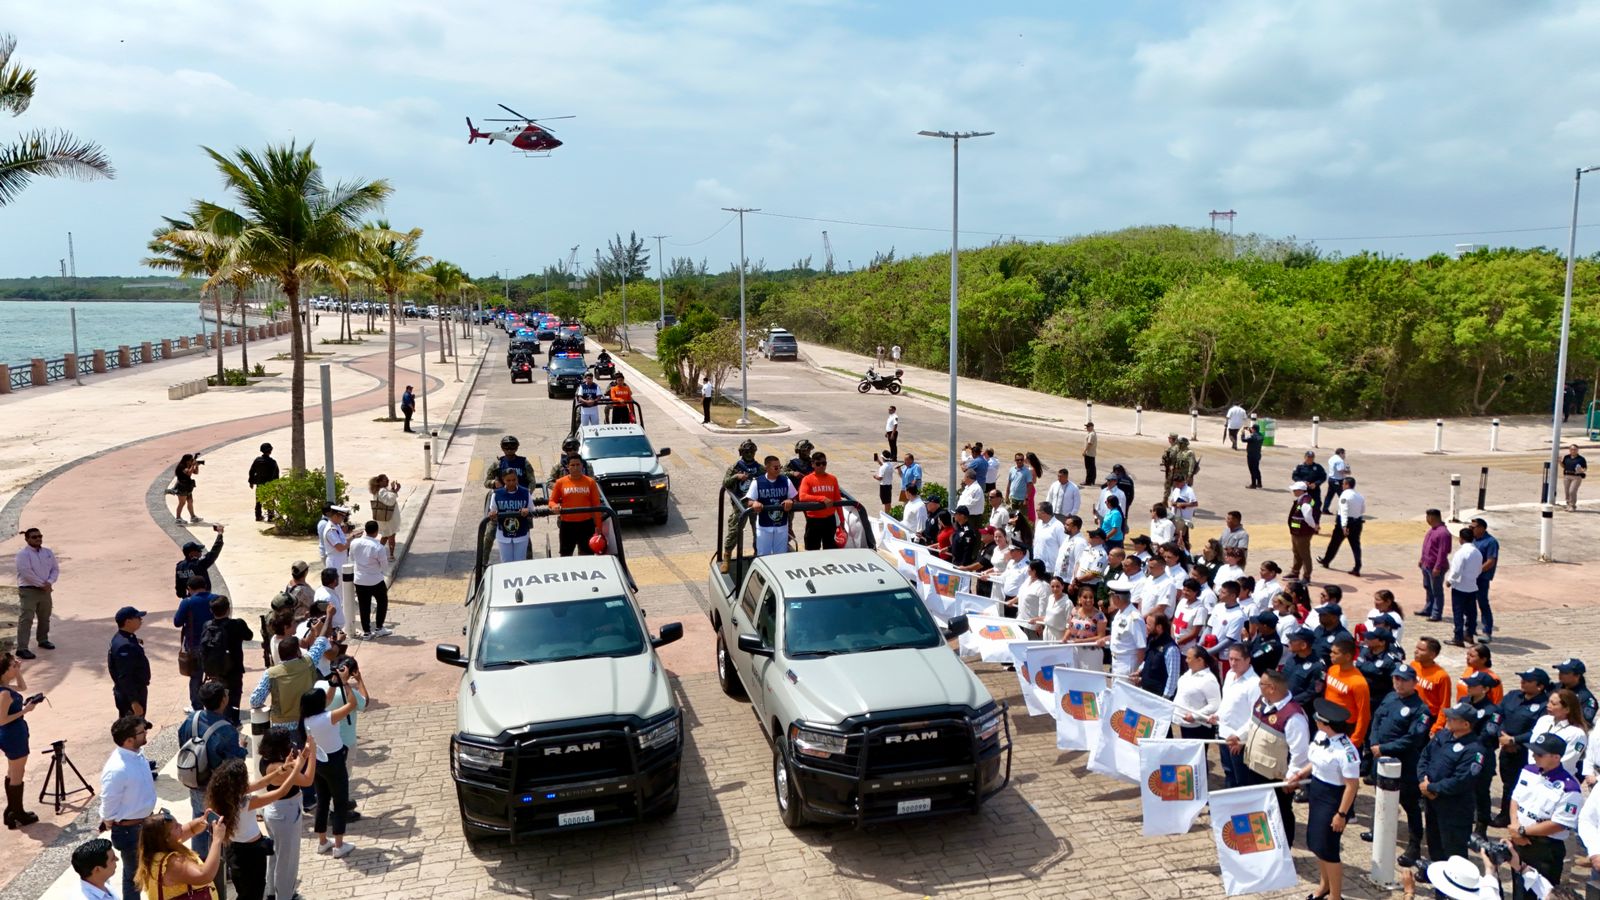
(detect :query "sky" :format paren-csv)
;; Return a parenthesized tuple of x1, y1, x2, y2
(5, 0, 1600, 279)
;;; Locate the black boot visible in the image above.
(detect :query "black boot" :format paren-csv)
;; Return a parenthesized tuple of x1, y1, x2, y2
(5, 778, 36, 826)
(1398, 841, 1421, 868)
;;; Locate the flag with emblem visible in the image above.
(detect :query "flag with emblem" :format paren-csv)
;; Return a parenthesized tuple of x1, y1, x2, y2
(1050, 667, 1108, 751)
(917, 557, 972, 622)
(1087, 680, 1175, 782)
(1138, 739, 1208, 836)
(877, 515, 911, 544)
(1015, 644, 1080, 717)
(952, 591, 998, 619)
(958, 614, 1033, 663)
(882, 536, 925, 583)
(1208, 783, 1296, 895)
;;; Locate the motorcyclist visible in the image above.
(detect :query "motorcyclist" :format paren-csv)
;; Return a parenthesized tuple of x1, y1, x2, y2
(719, 439, 765, 573)
(786, 439, 815, 487)
(485, 435, 531, 489)
(596, 348, 613, 368)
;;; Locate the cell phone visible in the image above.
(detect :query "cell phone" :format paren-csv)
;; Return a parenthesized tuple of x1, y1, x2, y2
(205, 811, 220, 825)
(24, 693, 44, 706)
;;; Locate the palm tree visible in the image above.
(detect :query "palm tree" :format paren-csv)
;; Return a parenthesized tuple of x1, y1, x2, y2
(199, 143, 390, 470)
(144, 208, 228, 383)
(422, 260, 465, 363)
(361, 221, 430, 419)
(0, 33, 113, 206)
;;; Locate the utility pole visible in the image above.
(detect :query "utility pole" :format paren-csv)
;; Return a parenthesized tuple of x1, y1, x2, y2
(651, 234, 668, 327)
(621, 252, 630, 352)
(1208, 209, 1237, 233)
(1549, 166, 1600, 510)
(722, 207, 759, 426)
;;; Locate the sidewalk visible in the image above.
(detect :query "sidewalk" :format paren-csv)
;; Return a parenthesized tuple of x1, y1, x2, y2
(802, 342, 1591, 456)
(0, 318, 489, 891)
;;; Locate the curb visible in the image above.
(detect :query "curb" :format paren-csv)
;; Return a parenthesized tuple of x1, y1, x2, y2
(389, 481, 435, 581)
(799, 350, 1067, 431)
(608, 350, 791, 435)
(437, 341, 490, 456)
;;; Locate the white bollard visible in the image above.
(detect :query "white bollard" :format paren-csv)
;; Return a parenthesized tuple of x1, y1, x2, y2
(423, 441, 434, 481)
(1490, 418, 1500, 452)
(1540, 504, 1554, 561)
(1189, 408, 1198, 440)
(1311, 415, 1321, 448)
(1368, 757, 1401, 890)
(1086, 400, 1093, 424)
(1433, 419, 1444, 453)
(340, 562, 355, 629)
(1449, 474, 1461, 522)
(1134, 406, 1142, 436)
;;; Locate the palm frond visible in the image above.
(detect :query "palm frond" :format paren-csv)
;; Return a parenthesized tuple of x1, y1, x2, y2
(0, 128, 114, 206)
(0, 34, 34, 117)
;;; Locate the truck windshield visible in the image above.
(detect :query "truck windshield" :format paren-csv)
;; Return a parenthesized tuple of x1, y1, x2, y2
(783, 589, 942, 656)
(585, 435, 655, 458)
(478, 597, 646, 666)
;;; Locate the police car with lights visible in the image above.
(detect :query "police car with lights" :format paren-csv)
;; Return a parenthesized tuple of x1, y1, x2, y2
(436, 516, 684, 843)
(570, 417, 671, 525)
(706, 492, 1011, 829)
(546, 351, 587, 398)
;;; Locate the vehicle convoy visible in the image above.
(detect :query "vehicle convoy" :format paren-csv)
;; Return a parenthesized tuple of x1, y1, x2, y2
(546, 351, 587, 398)
(437, 508, 684, 843)
(706, 489, 1011, 828)
(565, 401, 671, 525)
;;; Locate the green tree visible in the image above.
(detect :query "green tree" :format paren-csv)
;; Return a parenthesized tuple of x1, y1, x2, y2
(361, 221, 430, 419)
(198, 143, 391, 469)
(0, 33, 113, 207)
(421, 259, 464, 362)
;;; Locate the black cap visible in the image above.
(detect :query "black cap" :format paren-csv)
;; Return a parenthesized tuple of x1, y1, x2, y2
(114, 606, 147, 625)
(1313, 699, 1350, 725)
(1371, 613, 1401, 630)
(1365, 627, 1394, 644)
(1516, 668, 1551, 686)
(1444, 702, 1476, 721)
(1463, 671, 1499, 688)
(1529, 732, 1569, 757)
(1314, 603, 1343, 618)
(1287, 627, 1315, 644)
(1392, 666, 1417, 682)
(1252, 611, 1279, 626)
(1556, 658, 1587, 675)
(181, 541, 204, 554)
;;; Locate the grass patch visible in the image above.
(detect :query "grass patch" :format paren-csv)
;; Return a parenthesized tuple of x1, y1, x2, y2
(822, 365, 1060, 423)
(320, 338, 366, 345)
(269, 352, 332, 361)
(599, 340, 777, 428)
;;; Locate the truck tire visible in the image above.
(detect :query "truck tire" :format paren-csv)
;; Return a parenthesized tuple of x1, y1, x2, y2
(716, 633, 746, 699)
(647, 784, 680, 820)
(773, 744, 808, 829)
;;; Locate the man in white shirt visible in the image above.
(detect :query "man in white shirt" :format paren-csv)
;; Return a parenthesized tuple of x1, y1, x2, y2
(1318, 476, 1366, 577)
(1445, 526, 1485, 646)
(1044, 468, 1081, 519)
(1324, 448, 1352, 511)
(884, 405, 899, 459)
(1054, 515, 1086, 581)
(320, 505, 351, 572)
(984, 541, 1031, 612)
(1225, 403, 1248, 449)
(901, 485, 929, 539)
(1219, 511, 1250, 551)
(699, 376, 714, 423)
(987, 489, 1011, 534)
(875, 453, 900, 514)
(100, 716, 158, 900)
(956, 469, 985, 520)
(71, 838, 119, 900)
(1101, 588, 1147, 677)
(313, 566, 347, 631)
(1212, 645, 1263, 787)
(1033, 503, 1064, 573)
(1094, 479, 1126, 525)
(1171, 579, 1209, 650)
(1135, 555, 1177, 617)
(1167, 475, 1198, 548)
(1207, 581, 1249, 658)
(350, 519, 392, 637)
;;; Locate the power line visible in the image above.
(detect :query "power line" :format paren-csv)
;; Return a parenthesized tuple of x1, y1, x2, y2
(749, 209, 1066, 240)
(1302, 223, 1600, 242)
(667, 213, 738, 247)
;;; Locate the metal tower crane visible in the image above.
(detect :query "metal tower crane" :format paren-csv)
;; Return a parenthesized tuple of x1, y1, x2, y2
(821, 230, 834, 273)
(564, 245, 579, 288)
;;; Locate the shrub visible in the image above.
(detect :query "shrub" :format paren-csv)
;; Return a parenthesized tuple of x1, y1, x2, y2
(207, 369, 250, 387)
(887, 481, 947, 521)
(258, 468, 351, 536)
(251, 363, 266, 377)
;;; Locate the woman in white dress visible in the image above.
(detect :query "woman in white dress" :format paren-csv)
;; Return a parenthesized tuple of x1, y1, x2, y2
(369, 474, 401, 560)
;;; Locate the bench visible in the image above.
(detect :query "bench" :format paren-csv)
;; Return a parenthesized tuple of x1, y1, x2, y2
(165, 346, 203, 360)
(168, 378, 210, 400)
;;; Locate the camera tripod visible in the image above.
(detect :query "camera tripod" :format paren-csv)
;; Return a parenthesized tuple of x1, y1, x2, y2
(37, 740, 94, 813)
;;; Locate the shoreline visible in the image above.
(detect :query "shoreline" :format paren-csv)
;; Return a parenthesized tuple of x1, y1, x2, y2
(0, 296, 200, 303)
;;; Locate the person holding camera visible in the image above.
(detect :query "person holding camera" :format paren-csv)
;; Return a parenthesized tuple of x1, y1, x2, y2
(172, 452, 204, 524)
(0, 652, 41, 828)
(1504, 731, 1582, 896)
(299, 676, 364, 859)
(205, 751, 312, 900)
(256, 729, 317, 900)
(174, 528, 225, 599)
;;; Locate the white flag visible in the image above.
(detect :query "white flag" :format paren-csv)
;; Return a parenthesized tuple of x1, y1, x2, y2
(877, 514, 912, 544)
(957, 615, 1035, 663)
(1086, 680, 1176, 783)
(1208, 784, 1297, 896)
(882, 537, 926, 583)
(952, 591, 998, 618)
(1049, 667, 1108, 751)
(1016, 644, 1081, 717)
(1138, 739, 1209, 837)
(920, 557, 973, 623)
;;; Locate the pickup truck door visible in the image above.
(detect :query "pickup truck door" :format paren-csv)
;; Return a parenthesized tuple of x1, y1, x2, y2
(730, 571, 765, 689)
(748, 587, 779, 722)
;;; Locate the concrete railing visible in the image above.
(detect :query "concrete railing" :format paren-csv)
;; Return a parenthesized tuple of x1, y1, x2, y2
(167, 378, 210, 400)
(0, 320, 293, 394)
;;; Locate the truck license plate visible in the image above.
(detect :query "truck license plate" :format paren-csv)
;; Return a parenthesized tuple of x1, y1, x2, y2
(557, 809, 596, 827)
(896, 798, 931, 815)
(615, 508, 633, 516)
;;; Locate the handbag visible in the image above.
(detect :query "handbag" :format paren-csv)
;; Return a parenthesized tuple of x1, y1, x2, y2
(156, 852, 211, 900)
(177, 648, 194, 678)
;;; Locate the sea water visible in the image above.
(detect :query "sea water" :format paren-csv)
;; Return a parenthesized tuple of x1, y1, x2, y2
(0, 300, 207, 366)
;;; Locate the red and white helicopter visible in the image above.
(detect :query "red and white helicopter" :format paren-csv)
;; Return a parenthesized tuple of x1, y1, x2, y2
(466, 104, 574, 156)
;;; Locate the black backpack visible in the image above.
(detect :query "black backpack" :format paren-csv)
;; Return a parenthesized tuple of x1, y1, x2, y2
(198, 619, 231, 679)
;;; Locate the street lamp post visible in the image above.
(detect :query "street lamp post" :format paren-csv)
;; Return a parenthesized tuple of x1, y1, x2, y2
(1549, 165, 1600, 506)
(918, 129, 993, 498)
(723, 207, 759, 426)
(651, 235, 669, 328)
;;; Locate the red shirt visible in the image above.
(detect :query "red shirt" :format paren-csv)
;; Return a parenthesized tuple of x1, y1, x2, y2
(797, 472, 842, 520)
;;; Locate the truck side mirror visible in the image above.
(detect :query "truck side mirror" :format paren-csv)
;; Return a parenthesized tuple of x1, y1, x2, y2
(945, 615, 970, 638)
(657, 447, 671, 458)
(435, 643, 467, 668)
(737, 633, 774, 659)
(652, 622, 684, 648)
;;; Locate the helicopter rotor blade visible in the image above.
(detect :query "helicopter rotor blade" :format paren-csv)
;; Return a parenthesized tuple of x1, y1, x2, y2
(497, 103, 533, 121)
(527, 115, 576, 122)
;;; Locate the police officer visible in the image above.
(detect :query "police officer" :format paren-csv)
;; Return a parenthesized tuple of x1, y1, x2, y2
(785, 439, 815, 487)
(1248, 611, 1283, 675)
(1361, 665, 1432, 865)
(1310, 601, 1351, 665)
(1356, 627, 1406, 707)
(1418, 702, 1485, 863)
(719, 440, 765, 573)
(1281, 627, 1327, 718)
(107, 607, 150, 719)
(1285, 699, 1361, 900)
(949, 506, 979, 567)
(1554, 658, 1598, 724)
(1507, 732, 1583, 896)
(174, 531, 224, 599)
(1493, 667, 1551, 828)
(1461, 670, 1503, 835)
(487, 435, 531, 489)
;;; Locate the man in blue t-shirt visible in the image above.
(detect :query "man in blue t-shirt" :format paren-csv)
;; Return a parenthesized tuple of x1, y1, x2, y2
(1470, 517, 1499, 643)
(745, 456, 798, 556)
(493, 470, 533, 563)
(173, 575, 216, 708)
(900, 453, 923, 494)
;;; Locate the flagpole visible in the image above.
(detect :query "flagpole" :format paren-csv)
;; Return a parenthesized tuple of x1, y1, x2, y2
(1209, 781, 1290, 796)
(1141, 738, 1230, 746)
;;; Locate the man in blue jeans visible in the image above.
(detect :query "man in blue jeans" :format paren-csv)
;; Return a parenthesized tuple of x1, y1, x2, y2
(99, 716, 156, 900)
(1418, 509, 1450, 621)
(1470, 517, 1499, 642)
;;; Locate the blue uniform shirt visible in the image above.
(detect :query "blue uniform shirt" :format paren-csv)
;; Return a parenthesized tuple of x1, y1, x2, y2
(1369, 690, 1432, 772)
(107, 629, 150, 694)
(1419, 728, 1484, 797)
(1498, 689, 1549, 747)
(1472, 534, 1499, 583)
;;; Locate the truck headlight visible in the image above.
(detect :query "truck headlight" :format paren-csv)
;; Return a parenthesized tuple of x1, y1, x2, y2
(454, 739, 505, 771)
(637, 715, 680, 750)
(790, 725, 847, 759)
(650, 475, 669, 490)
(974, 706, 1004, 744)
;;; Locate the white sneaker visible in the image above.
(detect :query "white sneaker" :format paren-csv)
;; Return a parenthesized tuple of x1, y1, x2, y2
(372, 627, 393, 638)
(316, 840, 333, 855)
(331, 842, 355, 859)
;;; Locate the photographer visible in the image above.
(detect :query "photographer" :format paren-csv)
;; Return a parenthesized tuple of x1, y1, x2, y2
(173, 527, 225, 599)
(299, 675, 365, 859)
(1504, 732, 1581, 896)
(172, 452, 203, 524)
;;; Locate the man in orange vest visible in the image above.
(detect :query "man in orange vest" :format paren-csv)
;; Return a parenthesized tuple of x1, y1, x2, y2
(607, 374, 634, 423)
(548, 455, 604, 556)
(1323, 635, 1371, 745)
(1410, 636, 1453, 734)
(796, 451, 844, 550)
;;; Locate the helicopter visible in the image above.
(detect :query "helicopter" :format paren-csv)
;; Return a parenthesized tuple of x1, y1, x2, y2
(466, 104, 574, 156)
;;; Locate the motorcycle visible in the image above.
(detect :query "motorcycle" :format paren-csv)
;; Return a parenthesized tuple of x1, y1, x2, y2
(857, 367, 903, 394)
(591, 357, 617, 379)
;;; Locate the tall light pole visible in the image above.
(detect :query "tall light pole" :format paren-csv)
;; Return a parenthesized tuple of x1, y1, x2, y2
(651, 234, 669, 328)
(723, 207, 759, 426)
(1549, 164, 1600, 504)
(918, 129, 993, 497)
